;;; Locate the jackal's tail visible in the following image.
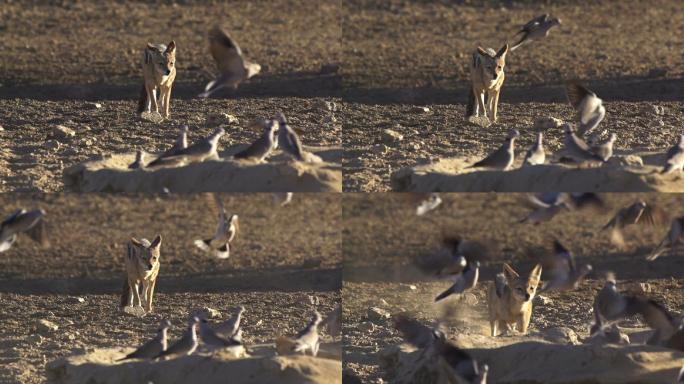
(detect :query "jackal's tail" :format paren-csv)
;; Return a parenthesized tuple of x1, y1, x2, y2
(137, 84, 147, 114)
(465, 85, 475, 117)
(120, 279, 129, 307)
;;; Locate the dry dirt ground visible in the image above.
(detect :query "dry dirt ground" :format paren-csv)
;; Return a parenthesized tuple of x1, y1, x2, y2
(341, 0, 684, 191)
(342, 193, 684, 382)
(0, 0, 341, 192)
(0, 193, 341, 383)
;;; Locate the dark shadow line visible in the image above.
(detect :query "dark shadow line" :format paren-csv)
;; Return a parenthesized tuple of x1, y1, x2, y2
(0, 267, 342, 294)
(341, 76, 684, 105)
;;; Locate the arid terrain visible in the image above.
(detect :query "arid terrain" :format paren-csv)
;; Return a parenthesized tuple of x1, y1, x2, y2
(0, 193, 341, 383)
(342, 193, 684, 382)
(341, 0, 684, 191)
(0, 0, 341, 192)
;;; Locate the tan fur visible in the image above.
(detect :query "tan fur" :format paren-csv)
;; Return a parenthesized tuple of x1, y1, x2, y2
(468, 44, 508, 122)
(120, 235, 162, 313)
(139, 41, 177, 117)
(487, 263, 542, 336)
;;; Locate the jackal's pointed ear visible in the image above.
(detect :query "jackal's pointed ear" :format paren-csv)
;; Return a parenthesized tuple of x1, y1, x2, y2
(529, 264, 543, 284)
(165, 41, 176, 54)
(130, 237, 143, 247)
(496, 44, 509, 59)
(150, 234, 162, 250)
(503, 263, 519, 280)
(477, 46, 489, 57)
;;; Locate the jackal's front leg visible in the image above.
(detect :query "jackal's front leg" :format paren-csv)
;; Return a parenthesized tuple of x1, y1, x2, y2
(488, 89, 501, 122)
(144, 279, 157, 312)
(476, 91, 486, 118)
(132, 282, 143, 308)
(161, 85, 173, 118)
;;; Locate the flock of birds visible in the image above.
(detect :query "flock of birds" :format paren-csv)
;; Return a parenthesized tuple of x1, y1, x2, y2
(116, 305, 340, 362)
(464, 13, 684, 176)
(0, 192, 293, 256)
(128, 112, 314, 171)
(404, 192, 684, 383)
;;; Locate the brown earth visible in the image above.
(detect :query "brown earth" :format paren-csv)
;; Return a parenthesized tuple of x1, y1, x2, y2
(0, 193, 341, 383)
(0, 0, 341, 192)
(341, 0, 684, 191)
(342, 193, 684, 383)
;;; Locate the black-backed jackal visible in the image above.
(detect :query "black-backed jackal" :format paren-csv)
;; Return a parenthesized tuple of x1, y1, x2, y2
(466, 44, 508, 123)
(120, 235, 162, 313)
(487, 263, 542, 336)
(137, 41, 176, 118)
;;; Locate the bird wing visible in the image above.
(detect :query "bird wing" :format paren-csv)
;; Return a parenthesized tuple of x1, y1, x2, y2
(565, 82, 596, 110)
(521, 14, 549, 31)
(638, 204, 669, 226)
(1, 209, 24, 228)
(25, 217, 50, 248)
(208, 26, 247, 75)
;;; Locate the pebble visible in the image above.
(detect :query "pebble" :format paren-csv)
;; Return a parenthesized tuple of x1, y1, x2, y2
(35, 319, 59, 335)
(537, 295, 553, 306)
(358, 321, 375, 332)
(51, 125, 76, 141)
(44, 140, 61, 151)
(194, 307, 222, 319)
(411, 106, 430, 114)
(69, 297, 85, 304)
(367, 307, 390, 323)
(381, 129, 403, 144)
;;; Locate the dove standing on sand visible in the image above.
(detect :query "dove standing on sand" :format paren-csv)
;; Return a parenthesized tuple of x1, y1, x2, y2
(590, 273, 627, 335)
(0, 209, 49, 252)
(590, 133, 616, 162)
(148, 127, 225, 167)
(198, 26, 261, 98)
(161, 125, 189, 158)
(510, 14, 562, 51)
(562, 123, 605, 163)
(293, 311, 322, 357)
(416, 193, 442, 216)
(117, 319, 171, 361)
(128, 150, 147, 169)
(601, 200, 667, 248)
(468, 129, 519, 171)
(523, 132, 545, 166)
(233, 120, 278, 162)
(647, 217, 684, 261)
(393, 314, 488, 383)
(154, 317, 199, 360)
(276, 113, 306, 161)
(194, 193, 238, 259)
(661, 135, 684, 174)
(199, 318, 242, 348)
(434, 260, 480, 302)
(214, 306, 245, 338)
(565, 82, 606, 139)
(540, 240, 592, 292)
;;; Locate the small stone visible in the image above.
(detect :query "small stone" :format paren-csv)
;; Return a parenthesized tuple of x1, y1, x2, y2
(607, 155, 644, 168)
(69, 297, 85, 304)
(44, 140, 61, 151)
(122, 306, 146, 317)
(463, 293, 478, 305)
(411, 106, 430, 114)
(206, 113, 238, 126)
(381, 129, 403, 144)
(652, 105, 666, 115)
(0, 125, 4, 131)
(407, 285, 417, 291)
(193, 307, 221, 319)
(36, 319, 59, 335)
(324, 101, 337, 112)
(358, 321, 375, 332)
(27, 334, 43, 345)
(544, 326, 578, 344)
(533, 117, 564, 130)
(86, 102, 102, 109)
(372, 144, 389, 155)
(379, 299, 389, 306)
(410, 143, 420, 151)
(51, 125, 75, 141)
(537, 295, 553, 306)
(367, 307, 390, 323)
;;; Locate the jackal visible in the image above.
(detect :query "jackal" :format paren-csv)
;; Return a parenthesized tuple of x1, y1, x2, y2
(120, 235, 162, 313)
(487, 263, 542, 336)
(137, 41, 176, 118)
(466, 44, 508, 123)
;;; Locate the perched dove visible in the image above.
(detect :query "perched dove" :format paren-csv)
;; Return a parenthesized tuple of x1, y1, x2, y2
(565, 82, 606, 138)
(590, 133, 616, 162)
(198, 26, 261, 98)
(194, 193, 238, 259)
(154, 317, 199, 360)
(322, 304, 341, 338)
(416, 193, 442, 216)
(293, 311, 322, 357)
(199, 318, 242, 348)
(148, 127, 225, 167)
(117, 319, 171, 361)
(128, 150, 147, 169)
(661, 135, 684, 174)
(233, 120, 278, 162)
(160, 125, 189, 158)
(468, 129, 520, 170)
(214, 306, 245, 338)
(561, 123, 605, 163)
(276, 113, 305, 161)
(0, 209, 49, 252)
(510, 14, 562, 51)
(523, 132, 546, 166)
